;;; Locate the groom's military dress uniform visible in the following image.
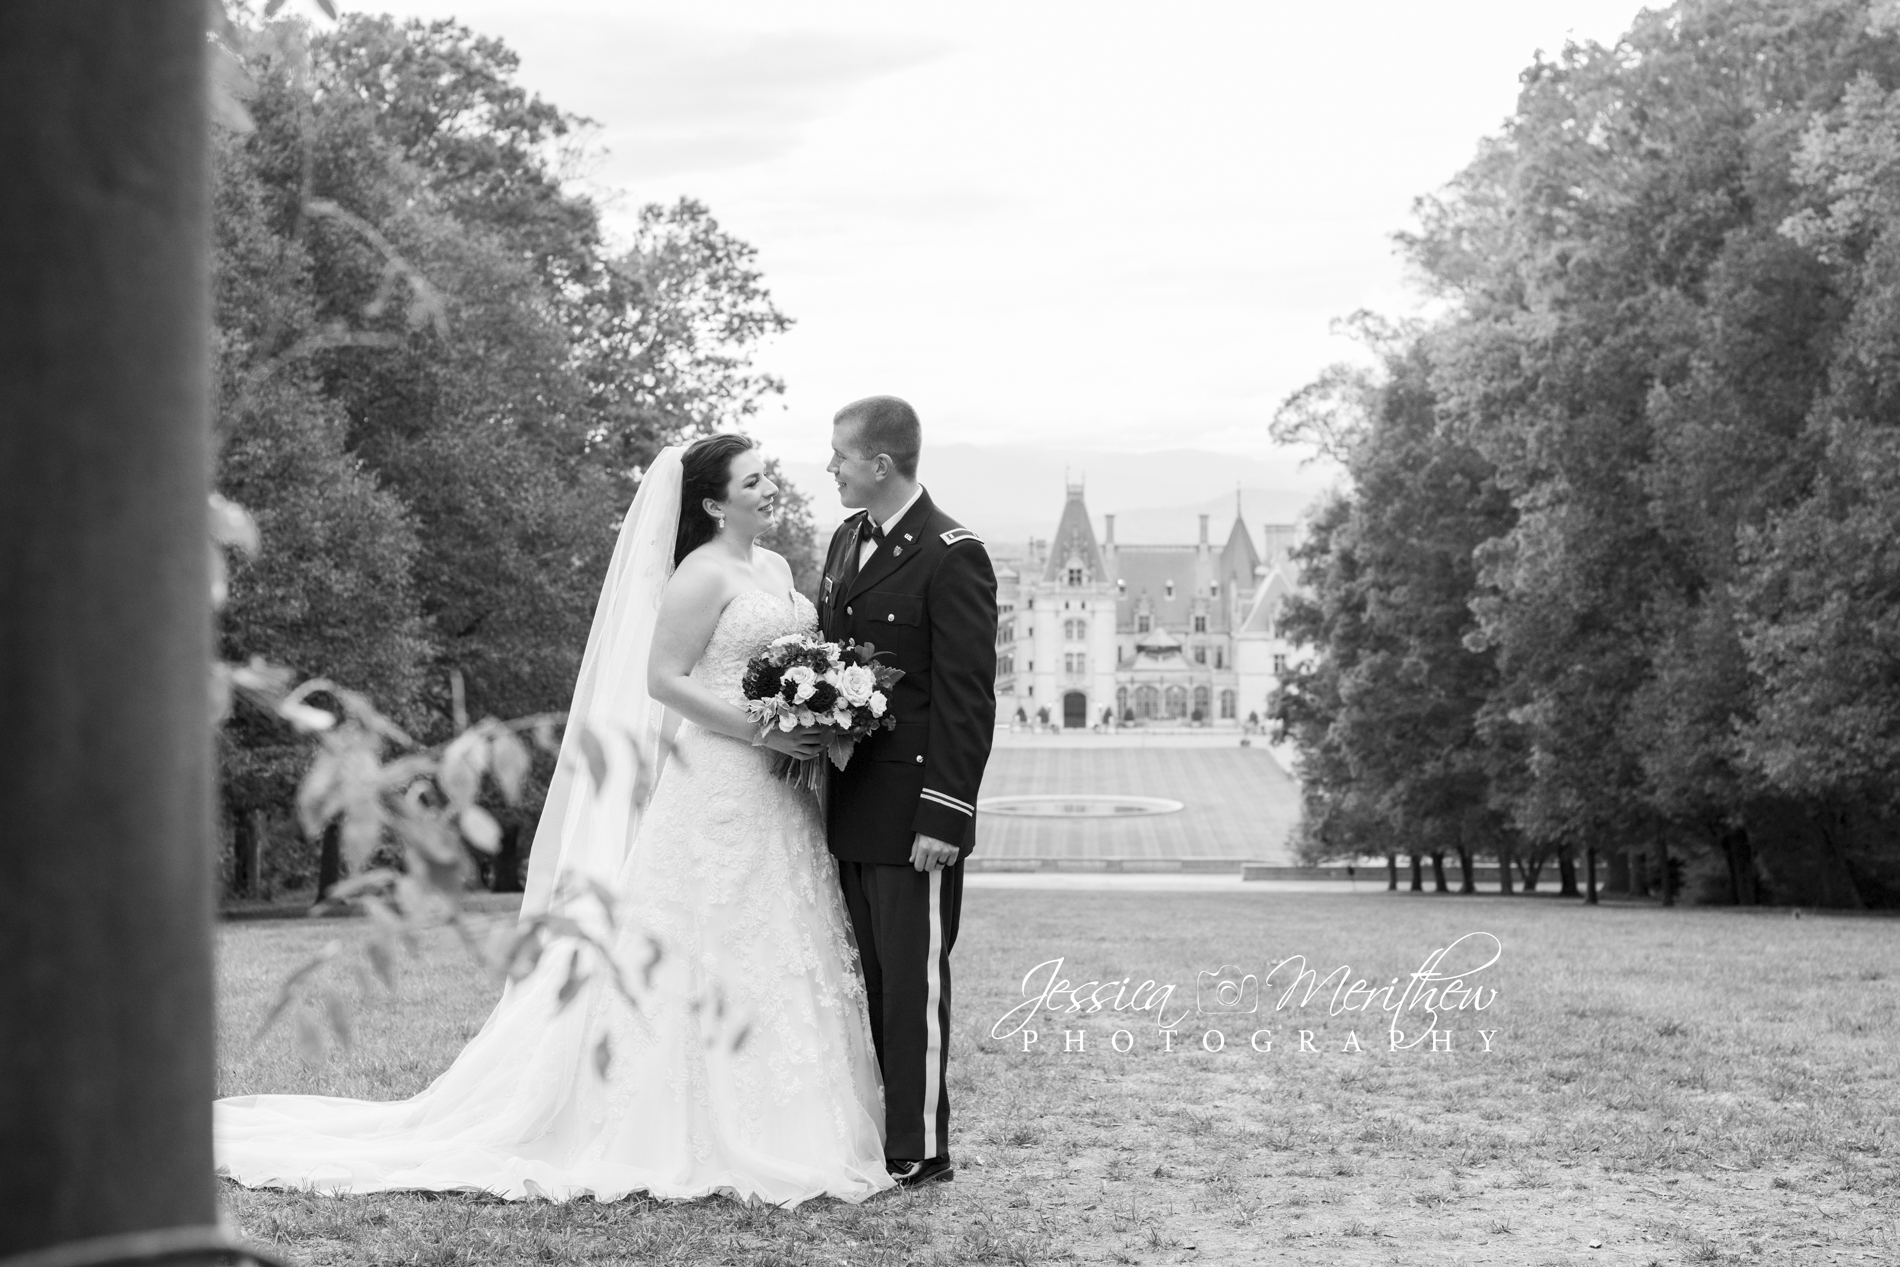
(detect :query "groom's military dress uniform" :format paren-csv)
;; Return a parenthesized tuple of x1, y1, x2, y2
(820, 488, 997, 1163)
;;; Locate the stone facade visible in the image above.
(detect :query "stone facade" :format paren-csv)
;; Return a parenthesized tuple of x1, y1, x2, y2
(994, 483, 1301, 728)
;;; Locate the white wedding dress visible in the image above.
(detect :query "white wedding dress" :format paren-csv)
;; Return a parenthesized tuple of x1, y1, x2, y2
(215, 588, 894, 1207)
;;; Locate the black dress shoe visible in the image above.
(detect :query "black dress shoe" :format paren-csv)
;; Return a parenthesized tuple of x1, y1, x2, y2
(887, 1156, 954, 1187)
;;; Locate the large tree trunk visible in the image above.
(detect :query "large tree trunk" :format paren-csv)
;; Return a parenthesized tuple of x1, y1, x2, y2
(1516, 851, 1543, 892)
(232, 808, 266, 899)
(1386, 851, 1398, 891)
(1628, 844, 1649, 898)
(1721, 827, 1758, 906)
(0, 5, 217, 1260)
(315, 822, 342, 904)
(1605, 845, 1629, 895)
(1557, 849, 1579, 897)
(492, 822, 522, 894)
(1408, 853, 1423, 892)
(1498, 841, 1515, 894)
(1659, 838, 1677, 908)
(1430, 850, 1447, 893)
(1456, 844, 1475, 894)
(1585, 846, 1599, 906)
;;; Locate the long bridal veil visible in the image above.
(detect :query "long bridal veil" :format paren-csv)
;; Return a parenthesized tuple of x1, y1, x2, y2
(520, 444, 682, 921)
(215, 447, 690, 1197)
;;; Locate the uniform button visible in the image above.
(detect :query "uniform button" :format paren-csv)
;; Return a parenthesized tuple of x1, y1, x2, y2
(887, 613, 895, 622)
(846, 606, 852, 615)
(915, 755, 923, 764)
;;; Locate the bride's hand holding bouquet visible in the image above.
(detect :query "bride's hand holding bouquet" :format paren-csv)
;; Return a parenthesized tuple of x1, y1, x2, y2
(740, 634, 905, 792)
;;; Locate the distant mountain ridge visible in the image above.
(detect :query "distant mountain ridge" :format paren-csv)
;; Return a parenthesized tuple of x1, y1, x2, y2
(776, 442, 1335, 552)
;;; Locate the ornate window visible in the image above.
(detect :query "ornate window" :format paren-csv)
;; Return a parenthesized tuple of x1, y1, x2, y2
(1164, 685, 1188, 718)
(1193, 685, 1210, 719)
(1193, 646, 1206, 665)
(1067, 566, 1083, 586)
(1272, 653, 1287, 675)
(1135, 685, 1159, 719)
(1116, 686, 1129, 716)
(1063, 652, 1087, 676)
(1215, 647, 1224, 669)
(1219, 689, 1236, 720)
(1063, 619, 1088, 641)
(1137, 614, 1151, 634)
(1193, 614, 1207, 633)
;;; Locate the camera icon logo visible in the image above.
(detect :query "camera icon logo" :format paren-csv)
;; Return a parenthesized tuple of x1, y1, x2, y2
(1196, 966, 1259, 1014)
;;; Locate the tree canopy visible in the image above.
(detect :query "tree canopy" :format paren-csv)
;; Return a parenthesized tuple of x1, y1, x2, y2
(212, 12, 810, 895)
(1275, 0, 1900, 907)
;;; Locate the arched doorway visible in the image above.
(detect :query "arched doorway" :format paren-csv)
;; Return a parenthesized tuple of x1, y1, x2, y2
(1062, 691, 1087, 729)
(1165, 685, 1188, 719)
(1135, 685, 1159, 719)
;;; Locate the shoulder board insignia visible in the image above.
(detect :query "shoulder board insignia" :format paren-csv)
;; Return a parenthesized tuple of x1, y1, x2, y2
(940, 528, 982, 546)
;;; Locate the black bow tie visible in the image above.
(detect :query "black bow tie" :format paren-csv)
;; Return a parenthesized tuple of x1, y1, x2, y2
(857, 517, 884, 544)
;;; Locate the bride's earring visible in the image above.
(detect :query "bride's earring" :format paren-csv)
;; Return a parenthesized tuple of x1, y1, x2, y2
(713, 512, 726, 531)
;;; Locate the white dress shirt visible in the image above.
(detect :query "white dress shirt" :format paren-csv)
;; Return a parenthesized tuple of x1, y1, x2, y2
(858, 485, 925, 568)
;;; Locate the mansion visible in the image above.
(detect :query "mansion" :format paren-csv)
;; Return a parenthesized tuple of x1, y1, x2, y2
(994, 483, 1302, 729)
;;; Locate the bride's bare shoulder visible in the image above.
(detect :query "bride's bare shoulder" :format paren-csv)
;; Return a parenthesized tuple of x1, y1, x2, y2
(752, 545, 796, 586)
(660, 550, 736, 615)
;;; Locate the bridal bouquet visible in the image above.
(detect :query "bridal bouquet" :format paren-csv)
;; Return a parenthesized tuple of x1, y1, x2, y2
(740, 634, 905, 791)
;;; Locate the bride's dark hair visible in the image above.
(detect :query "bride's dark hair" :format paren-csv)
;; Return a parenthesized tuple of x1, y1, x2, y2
(673, 433, 757, 566)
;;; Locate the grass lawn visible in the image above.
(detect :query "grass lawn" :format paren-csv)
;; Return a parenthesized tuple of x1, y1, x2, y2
(217, 888, 1899, 1266)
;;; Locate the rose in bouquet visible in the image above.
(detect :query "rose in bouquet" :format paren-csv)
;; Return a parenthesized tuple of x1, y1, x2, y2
(740, 633, 905, 791)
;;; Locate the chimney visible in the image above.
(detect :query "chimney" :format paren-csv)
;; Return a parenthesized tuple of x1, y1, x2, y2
(1103, 514, 1115, 546)
(1198, 513, 1209, 545)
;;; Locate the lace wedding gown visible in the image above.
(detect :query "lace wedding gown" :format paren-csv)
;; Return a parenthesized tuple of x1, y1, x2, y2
(215, 590, 893, 1206)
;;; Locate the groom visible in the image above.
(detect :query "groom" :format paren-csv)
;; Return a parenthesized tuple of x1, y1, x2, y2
(820, 395, 997, 1189)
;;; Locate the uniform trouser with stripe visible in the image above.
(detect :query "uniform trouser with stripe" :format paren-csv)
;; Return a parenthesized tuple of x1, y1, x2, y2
(838, 859, 962, 1161)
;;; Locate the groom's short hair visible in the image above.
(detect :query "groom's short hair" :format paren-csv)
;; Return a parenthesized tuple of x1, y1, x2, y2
(835, 395, 921, 479)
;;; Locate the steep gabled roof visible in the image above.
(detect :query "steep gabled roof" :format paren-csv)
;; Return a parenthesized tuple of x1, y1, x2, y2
(1219, 514, 1259, 594)
(1039, 485, 1108, 584)
(1239, 567, 1293, 636)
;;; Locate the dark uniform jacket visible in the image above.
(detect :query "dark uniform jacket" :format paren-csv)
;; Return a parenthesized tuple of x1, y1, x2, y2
(820, 489, 999, 866)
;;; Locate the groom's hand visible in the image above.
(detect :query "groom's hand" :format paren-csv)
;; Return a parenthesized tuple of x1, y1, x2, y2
(910, 833, 959, 872)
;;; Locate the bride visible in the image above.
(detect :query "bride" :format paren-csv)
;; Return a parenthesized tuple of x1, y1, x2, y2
(215, 435, 895, 1206)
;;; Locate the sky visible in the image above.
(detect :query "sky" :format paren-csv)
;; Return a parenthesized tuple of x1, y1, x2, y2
(347, 0, 1652, 476)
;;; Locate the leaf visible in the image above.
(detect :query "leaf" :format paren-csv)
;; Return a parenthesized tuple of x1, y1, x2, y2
(577, 726, 608, 791)
(315, 0, 338, 18)
(459, 805, 501, 853)
(365, 937, 397, 990)
(556, 951, 589, 1008)
(323, 869, 400, 902)
(507, 933, 546, 982)
(208, 540, 228, 610)
(210, 663, 234, 726)
(205, 44, 256, 135)
(439, 729, 484, 809)
(207, 493, 260, 554)
(296, 750, 341, 838)
(490, 729, 531, 805)
(293, 1008, 326, 1064)
(319, 986, 355, 1051)
(593, 1034, 612, 1081)
(278, 699, 337, 733)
